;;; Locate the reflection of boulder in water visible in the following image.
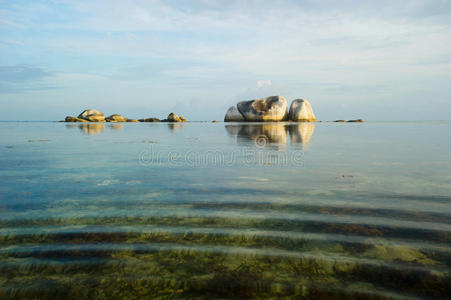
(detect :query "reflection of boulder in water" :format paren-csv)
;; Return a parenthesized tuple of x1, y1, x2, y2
(108, 123, 124, 131)
(78, 123, 105, 135)
(65, 124, 78, 129)
(225, 125, 243, 137)
(167, 123, 185, 131)
(225, 123, 315, 148)
(236, 124, 287, 148)
(287, 123, 315, 145)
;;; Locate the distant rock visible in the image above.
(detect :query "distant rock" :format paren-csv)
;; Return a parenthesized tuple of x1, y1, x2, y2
(237, 96, 288, 122)
(224, 106, 245, 122)
(106, 114, 127, 122)
(78, 109, 105, 122)
(288, 99, 317, 122)
(167, 112, 182, 122)
(139, 118, 160, 122)
(65, 116, 88, 122)
(180, 116, 187, 122)
(333, 119, 364, 123)
(126, 119, 139, 122)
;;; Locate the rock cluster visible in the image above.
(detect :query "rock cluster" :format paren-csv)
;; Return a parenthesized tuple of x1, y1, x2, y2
(224, 96, 316, 122)
(65, 111, 187, 123)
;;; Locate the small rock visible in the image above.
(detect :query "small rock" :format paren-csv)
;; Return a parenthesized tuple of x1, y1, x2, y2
(65, 116, 88, 122)
(347, 119, 364, 123)
(139, 118, 160, 122)
(105, 114, 127, 122)
(334, 120, 346, 122)
(167, 112, 182, 122)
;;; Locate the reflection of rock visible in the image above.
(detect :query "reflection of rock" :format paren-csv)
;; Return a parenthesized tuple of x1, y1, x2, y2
(288, 99, 316, 122)
(226, 123, 315, 148)
(224, 106, 245, 122)
(225, 125, 243, 137)
(237, 96, 288, 122)
(236, 124, 287, 148)
(287, 123, 315, 145)
(65, 124, 78, 129)
(78, 123, 105, 135)
(77, 109, 105, 122)
(167, 123, 185, 131)
(108, 123, 124, 130)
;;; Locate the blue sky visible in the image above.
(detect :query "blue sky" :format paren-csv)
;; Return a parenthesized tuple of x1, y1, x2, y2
(0, 0, 450, 121)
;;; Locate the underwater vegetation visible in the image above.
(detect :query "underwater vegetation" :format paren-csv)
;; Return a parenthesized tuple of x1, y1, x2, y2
(0, 213, 450, 299)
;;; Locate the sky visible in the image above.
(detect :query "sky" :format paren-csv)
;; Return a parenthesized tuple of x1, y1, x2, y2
(0, 0, 450, 121)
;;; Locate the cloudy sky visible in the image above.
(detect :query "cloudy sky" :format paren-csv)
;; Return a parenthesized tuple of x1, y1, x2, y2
(0, 0, 450, 121)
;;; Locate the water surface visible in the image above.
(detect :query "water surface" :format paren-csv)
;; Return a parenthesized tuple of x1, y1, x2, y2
(0, 121, 450, 299)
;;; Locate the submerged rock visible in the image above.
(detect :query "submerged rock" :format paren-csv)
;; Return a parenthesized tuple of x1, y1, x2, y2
(65, 116, 88, 122)
(224, 106, 245, 122)
(288, 99, 317, 122)
(78, 109, 105, 122)
(237, 96, 288, 122)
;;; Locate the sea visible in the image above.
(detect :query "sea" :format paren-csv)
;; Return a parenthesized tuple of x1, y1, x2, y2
(0, 121, 450, 299)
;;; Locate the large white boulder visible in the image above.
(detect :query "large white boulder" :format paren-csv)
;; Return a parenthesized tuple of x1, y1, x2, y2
(237, 96, 288, 122)
(78, 109, 105, 122)
(288, 99, 316, 122)
(224, 106, 245, 122)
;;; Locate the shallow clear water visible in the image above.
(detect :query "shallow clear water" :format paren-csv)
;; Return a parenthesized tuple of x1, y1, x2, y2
(0, 121, 450, 299)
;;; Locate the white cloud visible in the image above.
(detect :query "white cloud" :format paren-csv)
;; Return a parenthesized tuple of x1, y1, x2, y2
(257, 80, 272, 88)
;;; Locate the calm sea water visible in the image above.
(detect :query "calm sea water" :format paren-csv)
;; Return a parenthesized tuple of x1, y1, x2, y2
(0, 121, 450, 299)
